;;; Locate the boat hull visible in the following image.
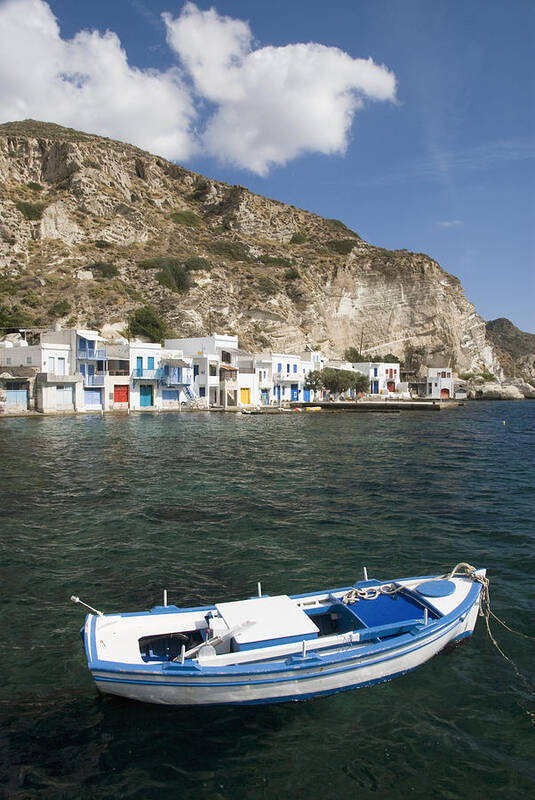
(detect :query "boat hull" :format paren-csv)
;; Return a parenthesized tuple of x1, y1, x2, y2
(88, 596, 480, 706)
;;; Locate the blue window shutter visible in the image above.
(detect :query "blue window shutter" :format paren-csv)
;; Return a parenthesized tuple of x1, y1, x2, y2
(148, 356, 154, 370)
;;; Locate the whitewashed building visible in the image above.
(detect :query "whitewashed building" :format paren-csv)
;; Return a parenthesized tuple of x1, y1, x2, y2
(0, 334, 82, 412)
(353, 362, 401, 395)
(166, 334, 257, 407)
(426, 367, 454, 400)
(106, 340, 193, 411)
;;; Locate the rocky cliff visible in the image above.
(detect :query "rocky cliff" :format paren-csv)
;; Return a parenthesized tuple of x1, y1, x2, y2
(0, 120, 503, 373)
(485, 318, 535, 379)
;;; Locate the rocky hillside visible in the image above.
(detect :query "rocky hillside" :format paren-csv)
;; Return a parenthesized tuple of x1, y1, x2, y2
(486, 318, 535, 378)
(0, 120, 502, 372)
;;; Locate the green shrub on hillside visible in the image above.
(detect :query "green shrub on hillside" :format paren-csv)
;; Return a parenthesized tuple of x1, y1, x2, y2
(290, 232, 307, 244)
(170, 210, 200, 227)
(327, 219, 359, 237)
(260, 255, 292, 268)
(327, 239, 356, 256)
(208, 240, 252, 262)
(27, 182, 43, 192)
(49, 299, 71, 317)
(139, 257, 182, 270)
(256, 277, 278, 295)
(0, 304, 34, 329)
(284, 267, 300, 280)
(184, 256, 211, 271)
(23, 291, 41, 308)
(156, 263, 192, 294)
(128, 306, 167, 342)
(15, 201, 46, 220)
(95, 240, 113, 249)
(90, 261, 119, 279)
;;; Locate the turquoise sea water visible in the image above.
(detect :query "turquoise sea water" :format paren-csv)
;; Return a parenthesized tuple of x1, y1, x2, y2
(1, 402, 534, 799)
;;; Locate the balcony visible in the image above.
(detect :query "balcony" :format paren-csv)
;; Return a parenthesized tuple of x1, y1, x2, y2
(78, 349, 107, 360)
(160, 369, 192, 386)
(83, 374, 105, 386)
(132, 368, 159, 380)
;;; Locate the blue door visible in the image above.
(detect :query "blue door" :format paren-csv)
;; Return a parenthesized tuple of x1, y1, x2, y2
(5, 389, 28, 407)
(140, 384, 153, 407)
(261, 389, 269, 405)
(291, 384, 299, 401)
(136, 356, 143, 376)
(372, 380, 379, 394)
(83, 388, 102, 407)
(87, 363, 95, 385)
(303, 389, 310, 402)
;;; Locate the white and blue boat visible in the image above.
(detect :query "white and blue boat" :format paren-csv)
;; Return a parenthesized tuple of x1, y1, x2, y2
(73, 563, 486, 706)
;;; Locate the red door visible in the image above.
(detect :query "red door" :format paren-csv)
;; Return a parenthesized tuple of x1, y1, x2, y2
(440, 388, 450, 399)
(387, 381, 395, 392)
(114, 384, 129, 403)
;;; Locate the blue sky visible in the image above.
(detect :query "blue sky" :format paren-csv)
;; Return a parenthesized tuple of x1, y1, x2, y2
(2, 0, 534, 332)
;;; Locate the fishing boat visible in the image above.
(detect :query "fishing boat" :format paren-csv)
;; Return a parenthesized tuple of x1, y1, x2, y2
(72, 563, 486, 706)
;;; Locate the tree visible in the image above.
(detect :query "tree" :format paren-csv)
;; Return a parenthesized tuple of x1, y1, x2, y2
(350, 372, 369, 394)
(343, 346, 364, 363)
(310, 368, 369, 397)
(304, 370, 324, 393)
(128, 306, 168, 343)
(381, 352, 401, 365)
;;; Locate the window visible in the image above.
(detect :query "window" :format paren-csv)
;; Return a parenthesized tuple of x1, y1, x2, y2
(193, 364, 199, 378)
(293, 364, 297, 373)
(286, 363, 290, 373)
(57, 358, 65, 376)
(209, 363, 217, 377)
(26, 356, 32, 365)
(147, 356, 154, 370)
(199, 386, 206, 397)
(277, 363, 282, 373)
(373, 367, 378, 377)
(6, 357, 11, 365)
(48, 356, 55, 372)
(221, 350, 231, 364)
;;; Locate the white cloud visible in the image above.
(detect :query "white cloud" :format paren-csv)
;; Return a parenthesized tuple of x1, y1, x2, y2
(437, 220, 463, 228)
(0, 0, 196, 159)
(0, 0, 397, 174)
(165, 3, 397, 174)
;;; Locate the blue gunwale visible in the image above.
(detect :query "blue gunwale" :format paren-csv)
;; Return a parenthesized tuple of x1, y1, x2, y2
(86, 577, 481, 685)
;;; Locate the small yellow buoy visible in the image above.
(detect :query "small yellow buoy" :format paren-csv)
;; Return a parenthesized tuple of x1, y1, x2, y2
(503, 420, 506, 425)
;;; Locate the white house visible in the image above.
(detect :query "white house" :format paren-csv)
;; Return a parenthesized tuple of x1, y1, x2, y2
(353, 362, 401, 395)
(40, 328, 107, 411)
(166, 334, 255, 407)
(115, 341, 193, 411)
(426, 367, 454, 400)
(0, 334, 82, 412)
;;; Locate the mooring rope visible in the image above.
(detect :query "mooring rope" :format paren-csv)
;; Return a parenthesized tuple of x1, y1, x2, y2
(344, 563, 533, 692)
(341, 582, 402, 604)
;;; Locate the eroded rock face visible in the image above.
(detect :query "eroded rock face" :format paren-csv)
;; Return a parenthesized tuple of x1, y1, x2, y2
(40, 201, 83, 245)
(0, 120, 508, 375)
(476, 382, 525, 400)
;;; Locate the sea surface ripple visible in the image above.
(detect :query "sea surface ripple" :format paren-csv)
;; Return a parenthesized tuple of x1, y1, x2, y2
(1, 402, 534, 798)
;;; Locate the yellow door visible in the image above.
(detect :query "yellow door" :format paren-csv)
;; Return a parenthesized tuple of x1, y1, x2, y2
(240, 388, 250, 404)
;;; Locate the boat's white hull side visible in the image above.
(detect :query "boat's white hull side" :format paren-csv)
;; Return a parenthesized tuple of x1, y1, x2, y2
(91, 602, 480, 706)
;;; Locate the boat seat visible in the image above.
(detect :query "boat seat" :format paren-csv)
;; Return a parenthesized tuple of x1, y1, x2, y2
(344, 591, 433, 628)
